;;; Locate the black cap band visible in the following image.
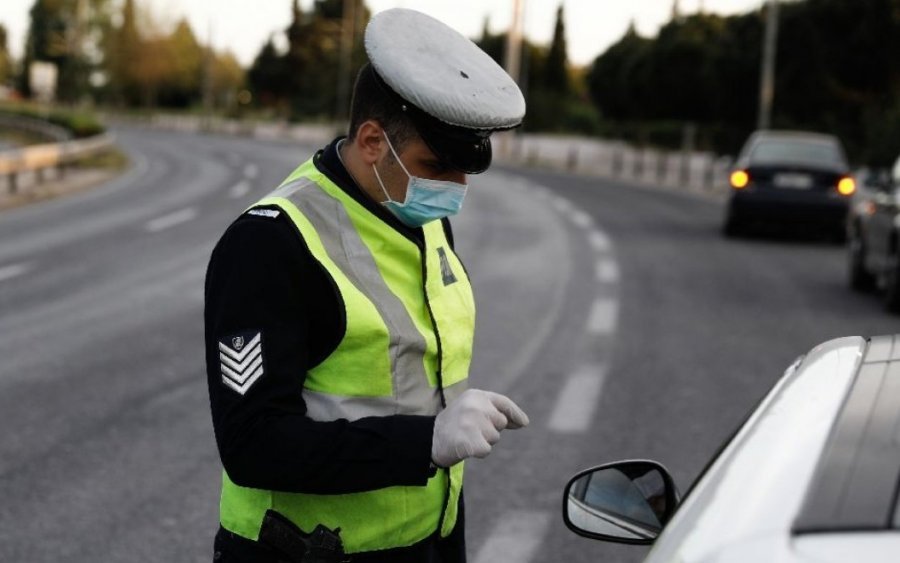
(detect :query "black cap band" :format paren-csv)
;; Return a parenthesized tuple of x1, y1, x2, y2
(372, 68, 511, 174)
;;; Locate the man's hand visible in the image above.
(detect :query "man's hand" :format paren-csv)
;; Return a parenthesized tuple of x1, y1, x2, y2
(431, 389, 529, 468)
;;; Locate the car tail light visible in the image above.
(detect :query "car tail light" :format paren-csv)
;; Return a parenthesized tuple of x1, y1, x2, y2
(730, 170, 750, 189)
(837, 176, 856, 196)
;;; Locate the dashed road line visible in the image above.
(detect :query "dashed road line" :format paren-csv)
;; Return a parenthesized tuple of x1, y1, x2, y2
(473, 510, 552, 563)
(145, 208, 197, 233)
(244, 164, 259, 179)
(548, 364, 608, 433)
(0, 262, 31, 283)
(550, 196, 574, 214)
(229, 180, 251, 199)
(595, 259, 620, 284)
(587, 230, 612, 253)
(570, 209, 593, 229)
(587, 298, 618, 334)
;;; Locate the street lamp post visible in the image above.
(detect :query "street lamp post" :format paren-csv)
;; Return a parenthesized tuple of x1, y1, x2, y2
(504, 0, 523, 85)
(757, 0, 779, 130)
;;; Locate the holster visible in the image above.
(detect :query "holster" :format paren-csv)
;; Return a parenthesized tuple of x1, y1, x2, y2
(257, 510, 350, 563)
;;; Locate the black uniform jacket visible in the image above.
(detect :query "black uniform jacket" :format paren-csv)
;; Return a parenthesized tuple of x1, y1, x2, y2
(205, 139, 465, 563)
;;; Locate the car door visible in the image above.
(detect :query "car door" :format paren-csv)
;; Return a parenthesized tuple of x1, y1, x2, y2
(867, 159, 900, 273)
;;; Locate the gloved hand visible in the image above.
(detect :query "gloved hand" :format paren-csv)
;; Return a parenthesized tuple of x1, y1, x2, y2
(431, 389, 529, 468)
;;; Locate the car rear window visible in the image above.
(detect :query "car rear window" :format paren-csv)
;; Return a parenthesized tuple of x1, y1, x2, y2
(749, 140, 846, 169)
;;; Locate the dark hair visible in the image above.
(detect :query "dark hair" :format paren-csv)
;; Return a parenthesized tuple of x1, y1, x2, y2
(347, 63, 418, 152)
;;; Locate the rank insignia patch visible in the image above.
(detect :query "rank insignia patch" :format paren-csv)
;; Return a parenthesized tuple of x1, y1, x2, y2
(219, 331, 264, 395)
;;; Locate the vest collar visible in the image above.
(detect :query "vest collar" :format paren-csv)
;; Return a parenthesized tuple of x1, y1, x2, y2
(314, 137, 425, 246)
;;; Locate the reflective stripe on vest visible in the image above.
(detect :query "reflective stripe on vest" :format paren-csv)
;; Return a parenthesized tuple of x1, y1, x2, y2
(219, 158, 474, 554)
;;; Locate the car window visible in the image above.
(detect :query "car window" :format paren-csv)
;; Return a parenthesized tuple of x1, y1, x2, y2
(749, 140, 846, 168)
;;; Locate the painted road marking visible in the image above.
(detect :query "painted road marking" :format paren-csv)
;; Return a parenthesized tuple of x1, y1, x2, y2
(0, 262, 31, 283)
(587, 230, 612, 253)
(595, 259, 620, 284)
(145, 208, 197, 233)
(570, 209, 593, 229)
(229, 180, 251, 199)
(244, 164, 259, 179)
(550, 196, 574, 214)
(548, 364, 608, 433)
(473, 510, 552, 563)
(587, 298, 618, 334)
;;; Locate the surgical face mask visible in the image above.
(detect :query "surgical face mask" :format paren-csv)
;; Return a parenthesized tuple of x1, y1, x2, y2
(372, 133, 468, 228)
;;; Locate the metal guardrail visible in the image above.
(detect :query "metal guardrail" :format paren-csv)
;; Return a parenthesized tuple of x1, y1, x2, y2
(494, 132, 735, 195)
(0, 133, 115, 195)
(0, 113, 72, 143)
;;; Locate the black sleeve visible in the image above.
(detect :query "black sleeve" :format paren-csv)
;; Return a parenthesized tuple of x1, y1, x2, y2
(204, 212, 436, 494)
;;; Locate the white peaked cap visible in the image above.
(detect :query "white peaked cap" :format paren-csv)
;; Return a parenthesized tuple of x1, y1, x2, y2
(365, 8, 526, 131)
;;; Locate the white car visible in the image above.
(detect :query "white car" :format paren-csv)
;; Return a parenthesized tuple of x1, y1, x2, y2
(562, 335, 900, 562)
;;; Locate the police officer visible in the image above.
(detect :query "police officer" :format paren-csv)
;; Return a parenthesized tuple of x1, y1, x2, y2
(205, 8, 528, 562)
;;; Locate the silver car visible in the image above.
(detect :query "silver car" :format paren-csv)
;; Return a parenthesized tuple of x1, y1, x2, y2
(562, 335, 900, 562)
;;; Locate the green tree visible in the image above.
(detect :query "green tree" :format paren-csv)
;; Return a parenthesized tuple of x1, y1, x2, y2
(20, 0, 113, 102)
(106, 0, 141, 104)
(544, 4, 570, 95)
(250, 0, 369, 119)
(248, 37, 289, 110)
(0, 24, 11, 85)
(211, 50, 245, 109)
(158, 19, 204, 107)
(587, 23, 653, 121)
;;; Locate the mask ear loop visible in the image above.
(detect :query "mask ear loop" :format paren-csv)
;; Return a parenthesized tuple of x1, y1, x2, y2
(373, 131, 412, 206)
(372, 161, 397, 205)
(382, 132, 413, 178)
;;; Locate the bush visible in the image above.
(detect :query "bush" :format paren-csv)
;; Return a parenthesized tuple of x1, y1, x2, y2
(0, 103, 105, 139)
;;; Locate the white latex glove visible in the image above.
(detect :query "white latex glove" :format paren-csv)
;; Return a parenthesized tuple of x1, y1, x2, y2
(431, 389, 530, 468)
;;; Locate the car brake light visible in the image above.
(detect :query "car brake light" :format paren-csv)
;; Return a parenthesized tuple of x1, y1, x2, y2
(730, 170, 750, 189)
(837, 177, 856, 196)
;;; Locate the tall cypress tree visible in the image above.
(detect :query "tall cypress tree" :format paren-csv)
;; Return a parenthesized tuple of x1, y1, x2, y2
(0, 24, 10, 86)
(544, 4, 570, 95)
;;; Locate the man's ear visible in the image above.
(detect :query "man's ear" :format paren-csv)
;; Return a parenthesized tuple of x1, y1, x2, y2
(351, 120, 385, 165)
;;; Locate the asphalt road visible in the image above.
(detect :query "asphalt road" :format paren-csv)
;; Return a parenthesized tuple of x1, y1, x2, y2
(0, 127, 896, 562)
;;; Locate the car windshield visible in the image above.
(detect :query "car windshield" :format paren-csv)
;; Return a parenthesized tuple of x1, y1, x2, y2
(749, 139, 846, 168)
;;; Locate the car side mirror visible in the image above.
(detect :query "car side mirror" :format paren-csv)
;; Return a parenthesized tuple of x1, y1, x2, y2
(562, 460, 680, 545)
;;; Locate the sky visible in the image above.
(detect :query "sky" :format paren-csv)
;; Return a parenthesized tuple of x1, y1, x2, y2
(2, 0, 766, 68)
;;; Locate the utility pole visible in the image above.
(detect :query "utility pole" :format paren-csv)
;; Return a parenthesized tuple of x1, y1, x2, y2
(504, 0, 523, 86)
(757, 0, 779, 130)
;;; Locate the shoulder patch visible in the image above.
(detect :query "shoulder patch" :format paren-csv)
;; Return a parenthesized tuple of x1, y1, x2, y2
(247, 209, 281, 219)
(218, 330, 265, 395)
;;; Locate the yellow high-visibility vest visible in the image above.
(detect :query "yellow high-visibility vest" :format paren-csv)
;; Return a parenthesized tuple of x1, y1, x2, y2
(218, 157, 475, 554)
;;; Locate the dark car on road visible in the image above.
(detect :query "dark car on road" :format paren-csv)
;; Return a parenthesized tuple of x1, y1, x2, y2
(847, 157, 900, 311)
(723, 130, 856, 239)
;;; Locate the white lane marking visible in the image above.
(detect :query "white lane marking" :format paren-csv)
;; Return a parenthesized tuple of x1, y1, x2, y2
(473, 510, 552, 563)
(588, 230, 612, 253)
(0, 262, 31, 283)
(145, 208, 197, 233)
(229, 180, 251, 199)
(548, 364, 608, 433)
(595, 259, 620, 284)
(244, 164, 259, 179)
(550, 196, 573, 214)
(587, 298, 618, 334)
(570, 209, 593, 229)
